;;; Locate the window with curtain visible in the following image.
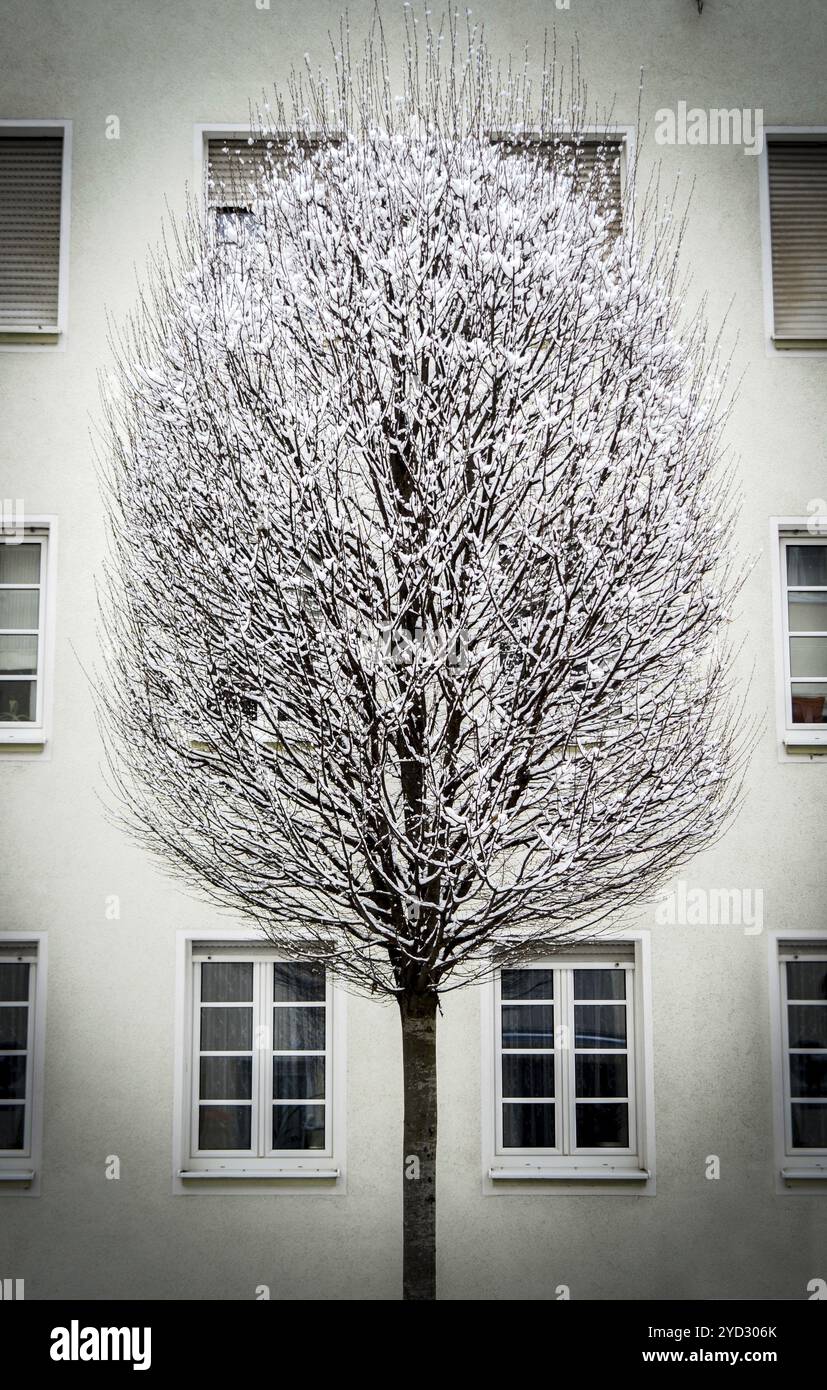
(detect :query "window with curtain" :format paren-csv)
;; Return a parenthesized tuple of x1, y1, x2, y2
(0, 538, 46, 727)
(781, 537, 827, 727)
(190, 949, 331, 1161)
(778, 945, 827, 1154)
(0, 129, 66, 334)
(767, 140, 827, 343)
(495, 952, 639, 1159)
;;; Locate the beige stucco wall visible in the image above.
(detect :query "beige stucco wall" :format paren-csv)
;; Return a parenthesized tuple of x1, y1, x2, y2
(0, 0, 825, 1298)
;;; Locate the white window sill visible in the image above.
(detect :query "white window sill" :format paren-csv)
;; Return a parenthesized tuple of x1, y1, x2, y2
(784, 730, 827, 748)
(780, 1167, 827, 1181)
(489, 1166, 649, 1182)
(0, 730, 47, 746)
(178, 1167, 340, 1180)
(0, 1170, 35, 1182)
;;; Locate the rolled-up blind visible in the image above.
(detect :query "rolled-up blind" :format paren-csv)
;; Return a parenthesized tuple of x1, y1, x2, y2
(498, 137, 623, 224)
(768, 141, 827, 341)
(568, 140, 623, 220)
(207, 136, 623, 219)
(206, 138, 287, 209)
(0, 135, 63, 331)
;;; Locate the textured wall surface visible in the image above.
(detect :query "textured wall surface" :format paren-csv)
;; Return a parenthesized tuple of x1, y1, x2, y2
(0, 0, 825, 1299)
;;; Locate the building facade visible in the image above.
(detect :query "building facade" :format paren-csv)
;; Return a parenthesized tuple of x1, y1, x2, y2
(0, 0, 825, 1300)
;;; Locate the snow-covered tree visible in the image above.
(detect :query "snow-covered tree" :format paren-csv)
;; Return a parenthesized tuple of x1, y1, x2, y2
(100, 13, 744, 1299)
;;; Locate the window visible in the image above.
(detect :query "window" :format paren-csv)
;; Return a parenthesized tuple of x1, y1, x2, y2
(766, 138, 827, 345)
(775, 527, 827, 752)
(0, 523, 55, 747)
(0, 937, 46, 1193)
(496, 134, 625, 226)
(203, 134, 311, 244)
(0, 121, 71, 341)
(772, 938, 827, 1185)
(176, 937, 345, 1185)
(484, 941, 654, 1186)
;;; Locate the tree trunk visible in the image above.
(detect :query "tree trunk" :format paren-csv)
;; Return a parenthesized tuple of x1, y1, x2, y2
(399, 992, 438, 1301)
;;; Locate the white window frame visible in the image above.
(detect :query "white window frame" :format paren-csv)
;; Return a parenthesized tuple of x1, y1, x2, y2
(173, 931, 346, 1191)
(481, 933, 655, 1193)
(0, 934, 47, 1196)
(0, 517, 57, 751)
(758, 127, 827, 358)
(770, 518, 827, 760)
(769, 932, 827, 1190)
(0, 120, 72, 350)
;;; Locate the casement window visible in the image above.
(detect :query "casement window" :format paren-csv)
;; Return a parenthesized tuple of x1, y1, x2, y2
(0, 121, 71, 341)
(0, 937, 46, 1193)
(0, 525, 50, 739)
(484, 941, 654, 1187)
(765, 138, 827, 345)
(772, 938, 827, 1185)
(176, 938, 345, 1185)
(774, 526, 827, 753)
(0, 524, 55, 747)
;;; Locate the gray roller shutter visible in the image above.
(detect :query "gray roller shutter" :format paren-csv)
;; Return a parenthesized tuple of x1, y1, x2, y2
(0, 135, 64, 331)
(768, 141, 827, 341)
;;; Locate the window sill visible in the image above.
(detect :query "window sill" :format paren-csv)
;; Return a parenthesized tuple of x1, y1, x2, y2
(0, 729, 46, 745)
(0, 1170, 35, 1182)
(780, 1167, 827, 1181)
(178, 1167, 340, 1180)
(783, 730, 827, 748)
(489, 1166, 649, 1182)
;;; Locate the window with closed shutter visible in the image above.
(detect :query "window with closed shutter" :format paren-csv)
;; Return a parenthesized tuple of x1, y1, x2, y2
(767, 140, 827, 342)
(0, 131, 66, 334)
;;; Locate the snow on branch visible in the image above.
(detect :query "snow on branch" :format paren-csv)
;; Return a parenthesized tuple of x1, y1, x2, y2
(99, 10, 748, 998)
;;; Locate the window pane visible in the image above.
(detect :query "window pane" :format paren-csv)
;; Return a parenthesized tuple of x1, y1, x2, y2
(200, 962, 253, 1002)
(790, 1103, 827, 1149)
(273, 962, 325, 1002)
(0, 680, 36, 722)
(501, 968, 553, 1000)
(0, 544, 40, 584)
(574, 1004, 627, 1048)
(576, 1102, 629, 1147)
(0, 1006, 28, 1050)
(273, 1006, 325, 1051)
(788, 1004, 827, 1050)
(789, 1054, 827, 1099)
(0, 1055, 27, 1099)
(198, 1104, 252, 1150)
(273, 1055, 325, 1100)
(0, 590, 39, 629)
(791, 685, 826, 723)
(787, 544, 827, 587)
(502, 1054, 555, 1098)
(0, 635, 37, 674)
(199, 1006, 252, 1051)
(501, 1004, 554, 1049)
(575, 1054, 628, 1098)
(272, 1103, 325, 1150)
(0, 1104, 25, 1149)
(789, 593, 827, 632)
(789, 637, 827, 677)
(199, 1056, 252, 1100)
(574, 969, 626, 1000)
(0, 963, 29, 1002)
(502, 1102, 555, 1148)
(787, 961, 827, 1000)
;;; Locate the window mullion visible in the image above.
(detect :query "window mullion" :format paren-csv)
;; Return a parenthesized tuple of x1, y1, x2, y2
(256, 961, 270, 1158)
(560, 969, 573, 1156)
